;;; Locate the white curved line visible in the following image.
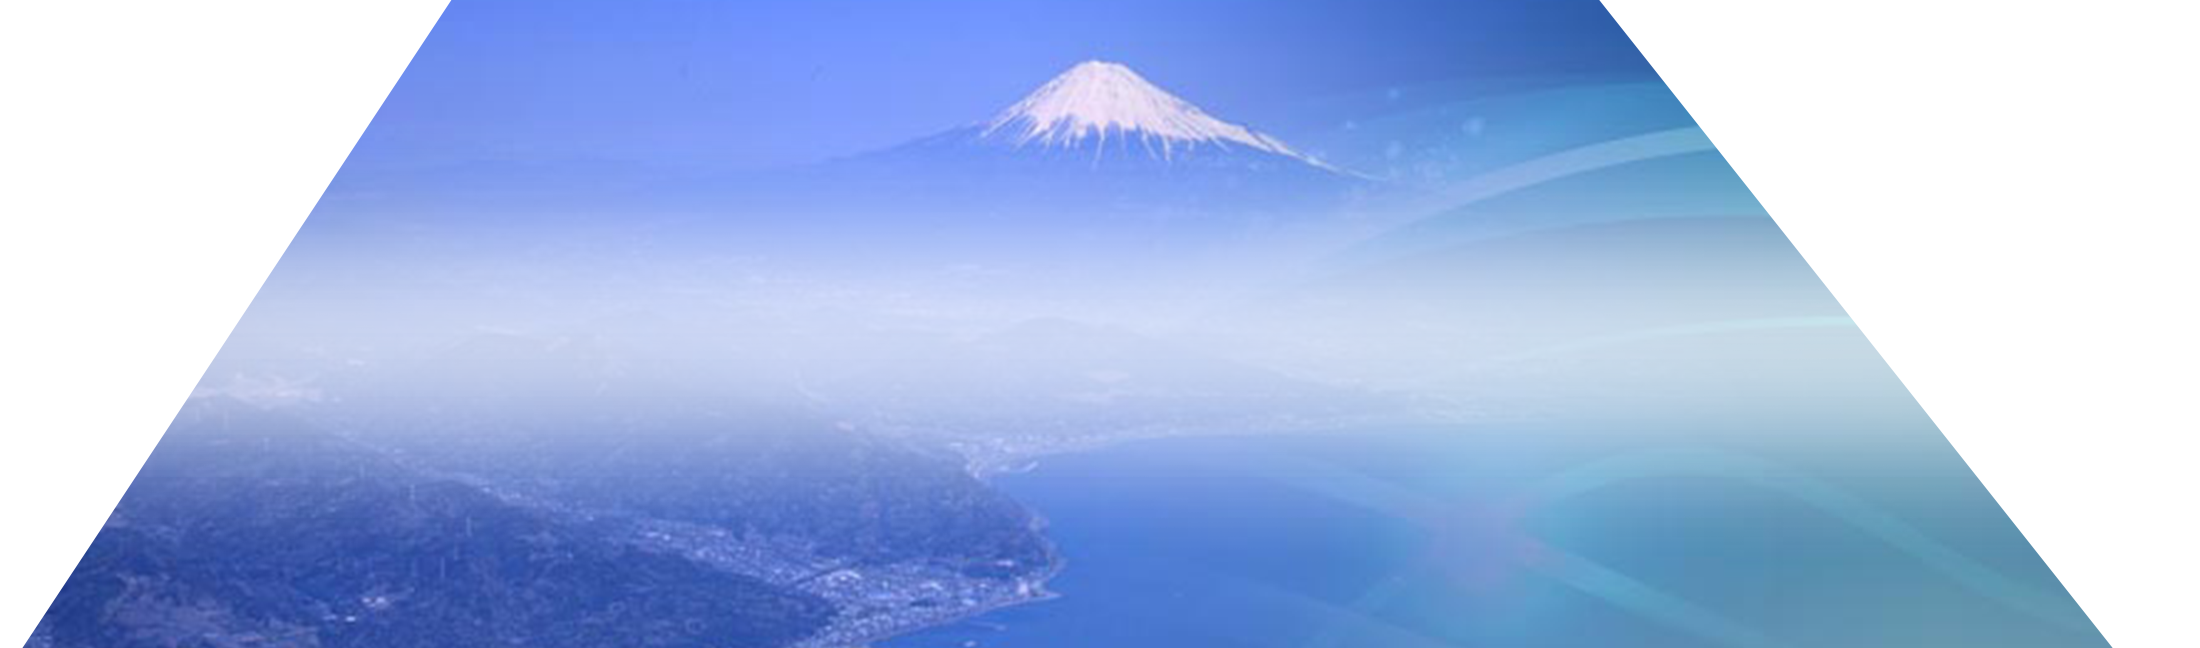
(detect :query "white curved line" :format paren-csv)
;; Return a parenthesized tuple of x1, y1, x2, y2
(1408, 116, 2112, 213)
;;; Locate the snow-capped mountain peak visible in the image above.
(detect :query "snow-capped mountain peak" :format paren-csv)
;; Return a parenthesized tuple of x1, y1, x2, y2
(982, 61, 1316, 164)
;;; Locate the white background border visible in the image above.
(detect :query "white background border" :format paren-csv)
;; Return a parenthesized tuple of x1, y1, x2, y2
(2120, 0, 2173, 645)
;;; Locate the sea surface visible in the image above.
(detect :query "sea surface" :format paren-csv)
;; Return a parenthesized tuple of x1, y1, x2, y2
(885, 425, 2109, 648)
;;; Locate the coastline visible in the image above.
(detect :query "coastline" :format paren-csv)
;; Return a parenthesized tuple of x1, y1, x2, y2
(949, 410, 1457, 481)
(831, 411, 1453, 648)
(829, 581, 1064, 648)
(799, 512, 1068, 648)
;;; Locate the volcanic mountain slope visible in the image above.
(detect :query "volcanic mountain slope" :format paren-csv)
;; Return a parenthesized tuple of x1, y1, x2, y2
(970, 60, 1335, 169)
(591, 61, 1386, 290)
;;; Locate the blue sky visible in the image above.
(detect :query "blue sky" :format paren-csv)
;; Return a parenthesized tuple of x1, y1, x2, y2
(347, 0, 1653, 171)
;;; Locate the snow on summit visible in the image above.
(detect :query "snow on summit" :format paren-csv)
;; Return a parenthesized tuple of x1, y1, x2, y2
(983, 61, 1316, 164)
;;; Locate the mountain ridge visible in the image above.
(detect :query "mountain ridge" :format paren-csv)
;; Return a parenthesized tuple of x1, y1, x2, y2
(31, 397, 838, 648)
(310, 328, 1058, 575)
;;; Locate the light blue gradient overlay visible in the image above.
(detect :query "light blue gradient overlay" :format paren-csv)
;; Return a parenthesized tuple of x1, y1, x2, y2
(888, 80, 2112, 648)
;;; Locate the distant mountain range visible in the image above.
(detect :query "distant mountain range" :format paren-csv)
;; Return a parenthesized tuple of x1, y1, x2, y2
(660, 62, 1364, 318)
(309, 329, 1057, 576)
(816, 317, 1417, 472)
(0, 60, 1399, 648)
(572, 311, 1390, 439)
(35, 328, 1062, 648)
(4, 60, 1372, 322)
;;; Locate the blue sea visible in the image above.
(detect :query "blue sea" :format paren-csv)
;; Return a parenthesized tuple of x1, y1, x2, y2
(888, 329, 2112, 648)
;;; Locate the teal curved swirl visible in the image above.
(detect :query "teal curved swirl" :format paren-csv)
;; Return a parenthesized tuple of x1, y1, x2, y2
(1251, 443, 2092, 648)
(1524, 544, 1797, 648)
(1522, 450, 2120, 641)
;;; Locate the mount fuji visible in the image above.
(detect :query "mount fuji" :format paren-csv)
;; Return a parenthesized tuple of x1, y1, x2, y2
(969, 60, 1341, 171)
(660, 59, 1364, 318)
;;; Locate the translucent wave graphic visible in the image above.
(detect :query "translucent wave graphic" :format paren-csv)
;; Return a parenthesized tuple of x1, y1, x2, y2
(1293, 121, 2120, 281)
(1247, 443, 2092, 648)
(1526, 546, 1793, 648)
(1232, 81, 2120, 296)
(1452, 316, 2120, 375)
(1522, 450, 2120, 641)
(1390, 116, 2112, 269)
(1416, 116, 2120, 203)
(1188, 78, 2129, 645)
(1284, 81, 2120, 182)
